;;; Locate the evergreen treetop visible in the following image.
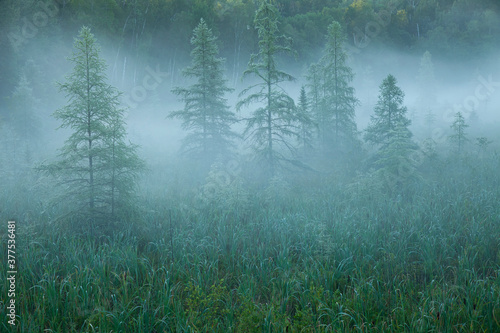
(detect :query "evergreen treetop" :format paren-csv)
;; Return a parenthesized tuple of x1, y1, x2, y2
(170, 18, 237, 165)
(237, 1, 304, 178)
(364, 74, 411, 147)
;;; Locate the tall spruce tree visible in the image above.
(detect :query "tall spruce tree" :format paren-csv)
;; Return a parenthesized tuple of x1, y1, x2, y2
(170, 18, 237, 165)
(364, 74, 411, 146)
(237, 1, 305, 178)
(365, 75, 416, 190)
(43, 27, 143, 233)
(319, 21, 358, 151)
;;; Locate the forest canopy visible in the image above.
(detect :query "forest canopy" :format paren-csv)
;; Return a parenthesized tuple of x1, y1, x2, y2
(1, 0, 499, 107)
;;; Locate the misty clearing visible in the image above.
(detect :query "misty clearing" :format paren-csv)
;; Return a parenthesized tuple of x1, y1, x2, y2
(1, 0, 500, 332)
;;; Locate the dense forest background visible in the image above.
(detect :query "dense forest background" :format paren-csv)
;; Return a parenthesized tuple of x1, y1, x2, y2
(1, 0, 500, 139)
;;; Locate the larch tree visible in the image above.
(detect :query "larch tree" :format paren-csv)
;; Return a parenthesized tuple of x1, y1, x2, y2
(319, 21, 359, 152)
(237, 1, 305, 178)
(43, 26, 143, 234)
(170, 18, 237, 166)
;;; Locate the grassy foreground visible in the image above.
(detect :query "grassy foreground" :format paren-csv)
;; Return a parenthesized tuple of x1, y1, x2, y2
(1, 164, 500, 332)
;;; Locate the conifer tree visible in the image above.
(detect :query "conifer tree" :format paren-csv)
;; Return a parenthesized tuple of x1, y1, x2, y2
(170, 18, 237, 165)
(375, 121, 417, 189)
(105, 105, 145, 218)
(237, 1, 304, 177)
(365, 75, 416, 190)
(319, 21, 359, 151)
(364, 74, 411, 146)
(43, 27, 143, 233)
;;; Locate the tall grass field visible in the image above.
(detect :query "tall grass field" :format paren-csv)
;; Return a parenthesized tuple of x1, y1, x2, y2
(1, 154, 500, 332)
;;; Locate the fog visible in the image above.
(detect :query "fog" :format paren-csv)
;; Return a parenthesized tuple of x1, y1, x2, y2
(4, 8, 499, 165)
(1, 1, 499, 194)
(1, 1, 500, 330)
(120, 47, 500, 164)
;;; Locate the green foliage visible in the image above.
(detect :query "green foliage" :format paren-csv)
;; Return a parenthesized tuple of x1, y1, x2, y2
(184, 278, 230, 330)
(40, 27, 143, 234)
(317, 21, 359, 154)
(364, 74, 417, 192)
(170, 18, 237, 165)
(419, 0, 500, 58)
(2, 2, 500, 332)
(236, 297, 264, 332)
(105, 105, 146, 220)
(3, 159, 500, 331)
(344, 0, 374, 40)
(374, 122, 419, 193)
(237, 1, 307, 178)
(2, 0, 499, 104)
(365, 74, 412, 147)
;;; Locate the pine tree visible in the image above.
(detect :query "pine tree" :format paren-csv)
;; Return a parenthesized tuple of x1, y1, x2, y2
(449, 111, 469, 155)
(237, 1, 304, 178)
(170, 18, 237, 165)
(364, 74, 411, 146)
(319, 21, 358, 151)
(43, 27, 143, 233)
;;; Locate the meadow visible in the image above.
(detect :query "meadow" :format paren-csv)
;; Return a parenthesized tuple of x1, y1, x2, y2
(1, 154, 500, 332)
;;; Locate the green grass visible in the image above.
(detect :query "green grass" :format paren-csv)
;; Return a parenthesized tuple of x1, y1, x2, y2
(1, 159, 500, 332)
